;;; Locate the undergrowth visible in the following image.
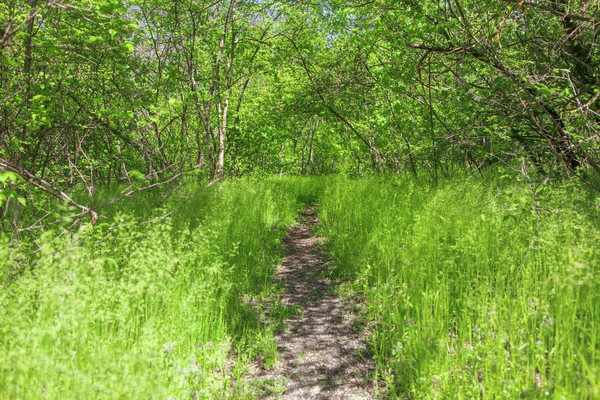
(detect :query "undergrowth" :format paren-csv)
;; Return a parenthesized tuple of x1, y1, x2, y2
(0, 177, 323, 399)
(2, 172, 599, 399)
(318, 173, 600, 398)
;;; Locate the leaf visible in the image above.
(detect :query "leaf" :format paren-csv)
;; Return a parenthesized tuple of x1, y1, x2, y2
(124, 42, 135, 52)
(129, 170, 145, 180)
(0, 171, 21, 184)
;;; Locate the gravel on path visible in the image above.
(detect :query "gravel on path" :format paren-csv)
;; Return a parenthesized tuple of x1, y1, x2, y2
(253, 206, 378, 400)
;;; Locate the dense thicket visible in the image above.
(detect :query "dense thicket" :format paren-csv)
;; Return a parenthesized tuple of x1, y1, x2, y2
(2, 1, 599, 231)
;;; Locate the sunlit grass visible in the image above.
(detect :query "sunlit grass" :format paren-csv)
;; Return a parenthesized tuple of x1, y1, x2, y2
(2, 173, 598, 398)
(0, 177, 324, 399)
(318, 173, 600, 398)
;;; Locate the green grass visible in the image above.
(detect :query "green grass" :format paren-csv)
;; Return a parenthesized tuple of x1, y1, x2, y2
(0, 177, 324, 399)
(2, 173, 599, 399)
(318, 173, 600, 398)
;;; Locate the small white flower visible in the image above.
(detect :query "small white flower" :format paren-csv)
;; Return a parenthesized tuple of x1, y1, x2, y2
(163, 342, 176, 353)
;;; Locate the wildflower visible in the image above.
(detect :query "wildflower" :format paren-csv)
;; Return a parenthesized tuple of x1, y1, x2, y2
(163, 342, 176, 353)
(543, 317, 555, 326)
(189, 356, 201, 371)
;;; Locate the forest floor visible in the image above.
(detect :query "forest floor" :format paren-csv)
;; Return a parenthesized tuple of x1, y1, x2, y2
(251, 206, 378, 399)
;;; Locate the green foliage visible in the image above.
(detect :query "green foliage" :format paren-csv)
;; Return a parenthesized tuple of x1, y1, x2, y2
(0, 177, 322, 399)
(0, 171, 25, 207)
(2, 173, 599, 398)
(3, 0, 599, 183)
(2, 0, 600, 394)
(319, 174, 600, 398)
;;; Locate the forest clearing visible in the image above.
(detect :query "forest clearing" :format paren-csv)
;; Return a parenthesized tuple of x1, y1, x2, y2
(1, 0, 600, 398)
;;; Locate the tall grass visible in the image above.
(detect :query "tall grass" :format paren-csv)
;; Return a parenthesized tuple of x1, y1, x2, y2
(0, 177, 323, 399)
(3, 173, 598, 398)
(318, 174, 600, 398)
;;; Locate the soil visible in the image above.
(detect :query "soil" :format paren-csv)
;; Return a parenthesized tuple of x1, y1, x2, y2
(252, 206, 378, 399)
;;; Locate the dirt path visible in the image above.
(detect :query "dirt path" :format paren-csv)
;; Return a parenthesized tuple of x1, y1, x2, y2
(253, 206, 377, 399)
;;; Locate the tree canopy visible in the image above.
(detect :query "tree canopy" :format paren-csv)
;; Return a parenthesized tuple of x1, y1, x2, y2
(1, 0, 599, 213)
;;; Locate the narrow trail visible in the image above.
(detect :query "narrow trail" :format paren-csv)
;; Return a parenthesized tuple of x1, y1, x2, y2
(254, 206, 377, 399)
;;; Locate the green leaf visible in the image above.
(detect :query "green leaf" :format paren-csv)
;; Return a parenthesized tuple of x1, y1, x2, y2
(0, 171, 21, 184)
(124, 42, 135, 52)
(129, 170, 145, 180)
